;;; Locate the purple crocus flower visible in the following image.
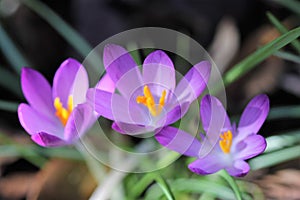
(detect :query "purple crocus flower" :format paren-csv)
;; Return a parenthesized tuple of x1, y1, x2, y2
(155, 94, 269, 177)
(88, 44, 211, 135)
(18, 58, 114, 147)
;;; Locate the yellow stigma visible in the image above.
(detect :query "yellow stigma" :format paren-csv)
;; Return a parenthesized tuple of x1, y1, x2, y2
(219, 130, 233, 154)
(54, 95, 73, 126)
(136, 85, 166, 117)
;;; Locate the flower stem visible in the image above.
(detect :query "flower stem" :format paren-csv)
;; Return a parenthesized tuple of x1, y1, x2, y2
(154, 173, 175, 200)
(219, 170, 242, 200)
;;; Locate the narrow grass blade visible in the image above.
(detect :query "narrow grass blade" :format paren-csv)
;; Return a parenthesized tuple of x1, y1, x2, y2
(155, 174, 175, 200)
(21, 0, 92, 58)
(273, 50, 300, 64)
(249, 145, 300, 170)
(219, 170, 242, 200)
(0, 67, 22, 97)
(223, 26, 300, 86)
(267, 12, 300, 53)
(0, 99, 18, 112)
(0, 23, 30, 74)
(145, 178, 236, 200)
(273, 0, 300, 16)
(268, 105, 300, 120)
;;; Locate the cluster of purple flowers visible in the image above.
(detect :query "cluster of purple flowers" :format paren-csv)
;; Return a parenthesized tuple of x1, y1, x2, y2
(18, 44, 269, 177)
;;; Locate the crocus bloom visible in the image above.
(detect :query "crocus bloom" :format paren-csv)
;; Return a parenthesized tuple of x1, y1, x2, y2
(155, 94, 269, 177)
(18, 58, 114, 147)
(88, 44, 211, 135)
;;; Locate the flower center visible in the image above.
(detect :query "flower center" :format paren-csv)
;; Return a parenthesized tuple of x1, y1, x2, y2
(136, 85, 166, 117)
(54, 95, 73, 126)
(219, 130, 233, 154)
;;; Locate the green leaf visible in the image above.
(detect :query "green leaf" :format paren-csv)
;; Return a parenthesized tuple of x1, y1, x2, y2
(0, 23, 30, 74)
(273, 0, 300, 16)
(267, 12, 300, 53)
(268, 105, 300, 120)
(265, 130, 300, 153)
(223, 26, 300, 86)
(0, 67, 22, 97)
(0, 99, 19, 112)
(145, 178, 235, 200)
(249, 145, 300, 170)
(155, 174, 175, 200)
(128, 173, 155, 199)
(218, 170, 242, 200)
(21, 0, 92, 58)
(273, 50, 300, 64)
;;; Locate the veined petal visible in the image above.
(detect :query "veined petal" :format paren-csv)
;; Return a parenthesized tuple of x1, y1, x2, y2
(92, 89, 150, 125)
(225, 160, 250, 177)
(18, 103, 63, 137)
(234, 134, 266, 160)
(188, 153, 227, 175)
(53, 58, 89, 106)
(198, 95, 231, 158)
(174, 61, 211, 104)
(112, 122, 152, 135)
(143, 50, 175, 96)
(96, 73, 115, 93)
(155, 126, 201, 157)
(103, 44, 142, 98)
(31, 132, 66, 147)
(201, 95, 231, 132)
(238, 94, 269, 137)
(158, 102, 190, 126)
(64, 103, 96, 141)
(21, 68, 54, 118)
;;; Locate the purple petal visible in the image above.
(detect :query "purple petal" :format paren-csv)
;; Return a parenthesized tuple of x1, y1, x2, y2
(92, 89, 150, 125)
(174, 61, 211, 104)
(64, 103, 96, 141)
(96, 73, 115, 93)
(53, 58, 89, 106)
(31, 132, 66, 147)
(158, 102, 190, 126)
(143, 50, 175, 96)
(198, 95, 231, 158)
(155, 126, 201, 157)
(188, 153, 226, 175)
(18, 103, 63, 137)
(234, 135, 266, 160)
(238, 94, 269, 136)
(112, 122, 152, 135)
(103, 44, 142, 98)
(112, 122, 126, 134)
(21, 68, 54, 118)
(225, 160, 250, 177)
(201, 95, 231, 132)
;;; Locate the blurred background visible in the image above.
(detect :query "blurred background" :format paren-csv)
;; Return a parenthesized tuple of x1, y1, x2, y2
(0, 0, 299, 199)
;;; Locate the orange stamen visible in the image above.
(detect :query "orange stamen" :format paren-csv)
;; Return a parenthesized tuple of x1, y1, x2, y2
(136, 85, 166, 117)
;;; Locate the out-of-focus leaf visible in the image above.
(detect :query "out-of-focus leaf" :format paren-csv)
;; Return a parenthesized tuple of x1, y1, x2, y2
(265, 130, 300, 153)
(267, 12, 300, 53)
(155, 174, 175, 200)
(223, 26, 300, 86)
(0, 23, 29, 74)
(274, 50, 300, 64)
(21, 0, 92, 59)
(145, 178, 236, 200)
(0, 99, 18, 112)
(218, 170, 242, 200)
(0, 67, 22, 97)
(249, 145, 300, 170)
(273, 0, 300, 17)
(268, 105, 300, 120)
